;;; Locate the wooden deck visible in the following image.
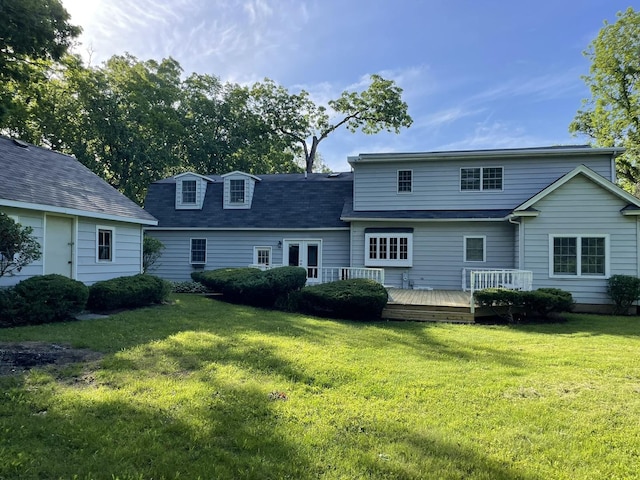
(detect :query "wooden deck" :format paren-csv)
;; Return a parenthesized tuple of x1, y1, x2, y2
(383, 288, 475, 323)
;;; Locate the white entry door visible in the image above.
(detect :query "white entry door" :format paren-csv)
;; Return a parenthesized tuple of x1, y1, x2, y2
(44, 216, 74, 277)
(284, 240, 322, 284)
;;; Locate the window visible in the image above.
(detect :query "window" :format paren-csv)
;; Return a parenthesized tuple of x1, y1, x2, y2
(550, 235, 608, 277)
(97, 227, 114, 262)
(397, 170, 412, 193)
(461, 167, 503, 191)
(365, 233, 413, 267)
(254, 246, 271, 266)
(464, 236, 485, 262)
(230, 179, 245, 204)
(190, 238, 207, 264)
(182, 180, 197, 204)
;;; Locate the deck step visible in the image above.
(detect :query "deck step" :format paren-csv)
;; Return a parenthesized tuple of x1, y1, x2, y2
(382, 306, 475, 323)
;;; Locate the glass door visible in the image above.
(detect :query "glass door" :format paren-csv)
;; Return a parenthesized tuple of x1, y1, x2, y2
(284, 240, 322, 284)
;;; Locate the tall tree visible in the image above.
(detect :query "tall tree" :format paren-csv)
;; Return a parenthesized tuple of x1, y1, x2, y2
(570, 7, 640, 191)
(251, 75, 413, 173)
(0, 0, 80, 121)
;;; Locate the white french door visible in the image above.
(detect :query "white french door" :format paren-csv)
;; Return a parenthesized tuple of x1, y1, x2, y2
(283, 240, 322, 284)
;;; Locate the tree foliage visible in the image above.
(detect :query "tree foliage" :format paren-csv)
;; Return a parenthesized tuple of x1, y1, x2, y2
(142, 236, 165, 273)
(250, 75, 413, 173)
(0, 0, 80, 121)
(0, 213, 41, 278)
(570, 7, 640, 191)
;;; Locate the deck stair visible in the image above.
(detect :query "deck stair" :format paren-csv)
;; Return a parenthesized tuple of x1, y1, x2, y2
(383, 288, 475, 323)
(382, 304, 474, 323)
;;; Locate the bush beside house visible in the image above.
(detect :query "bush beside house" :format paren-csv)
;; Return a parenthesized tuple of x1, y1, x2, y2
(474, 287, 574, 323)
(297, 279, 388, 320)
(607, 274, 640, 315)
(87, 274, 171, 312)
(0, 274, 88, 327)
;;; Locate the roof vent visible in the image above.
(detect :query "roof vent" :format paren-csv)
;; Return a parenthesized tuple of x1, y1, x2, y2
(327, 172, 341, 178)
(12, 138, 29, 149)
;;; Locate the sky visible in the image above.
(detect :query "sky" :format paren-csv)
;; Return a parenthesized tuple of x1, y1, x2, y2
(60, 0, 634, 172)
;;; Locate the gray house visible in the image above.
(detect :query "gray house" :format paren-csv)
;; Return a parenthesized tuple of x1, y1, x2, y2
(144, 145, 640, 309)
(0, 136, 158, 286)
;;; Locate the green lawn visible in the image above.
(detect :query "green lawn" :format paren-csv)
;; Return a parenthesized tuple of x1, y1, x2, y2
(1, 294, 639, 480)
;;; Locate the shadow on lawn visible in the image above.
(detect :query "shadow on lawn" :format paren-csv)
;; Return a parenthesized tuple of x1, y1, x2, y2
(508, 312, 640, 338)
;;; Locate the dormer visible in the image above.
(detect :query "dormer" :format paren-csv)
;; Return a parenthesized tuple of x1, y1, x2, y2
(174, 172, 212, 210)
(222, 171, 261, 209)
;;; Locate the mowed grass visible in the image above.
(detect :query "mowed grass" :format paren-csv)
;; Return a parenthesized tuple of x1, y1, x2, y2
(1, 295, 639, 479)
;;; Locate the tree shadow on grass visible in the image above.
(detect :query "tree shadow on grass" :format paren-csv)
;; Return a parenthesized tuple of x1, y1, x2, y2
(506, 312, 640, 338)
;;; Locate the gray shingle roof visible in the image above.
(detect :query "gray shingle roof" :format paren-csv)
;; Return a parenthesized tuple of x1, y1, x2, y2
(0, 136, 157, 224)
(145, 172, 353, 229)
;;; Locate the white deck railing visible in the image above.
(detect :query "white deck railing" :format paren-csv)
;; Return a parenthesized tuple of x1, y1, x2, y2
(248, 265, 384, 285)
(463, 268, 533, 314)
(321, 267, 385, 285)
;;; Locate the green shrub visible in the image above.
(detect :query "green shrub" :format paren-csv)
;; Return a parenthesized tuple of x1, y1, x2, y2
(172, 281, 208, 293)
(607, 274, 640, 315)
(0, 287, 19, 327)
(195, 267, 307, 307)
(6, 274, 88, 326)
(298, 279, 388, 320)
(88, 274, 171, 312)
(475, 287, 573, 323)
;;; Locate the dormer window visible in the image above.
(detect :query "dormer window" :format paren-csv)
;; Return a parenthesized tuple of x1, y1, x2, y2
(182, 180, 197, 204)
(230, 179, 245, 204)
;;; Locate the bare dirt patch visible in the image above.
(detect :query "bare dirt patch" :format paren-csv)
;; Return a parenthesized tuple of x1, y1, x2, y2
(0, 342, 103, 376)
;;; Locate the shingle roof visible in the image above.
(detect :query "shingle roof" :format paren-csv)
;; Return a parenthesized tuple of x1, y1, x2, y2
(145, 172, 353, 229)
(0, 136, 157, 224)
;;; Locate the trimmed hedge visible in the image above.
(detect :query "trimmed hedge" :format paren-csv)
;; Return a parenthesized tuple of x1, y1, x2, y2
(298, 279, 388, 320)
(194, 266, 308, 308)
(88, 274, 171, 312)
(607, 274, 640, 315)
(1, 274, 89, 327)
(474, 287, 574, 322)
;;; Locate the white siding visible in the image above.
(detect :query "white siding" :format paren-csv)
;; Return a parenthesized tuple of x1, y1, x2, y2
(223, 174, 257, 209)
(76, 219, 143, 284)
(146, 229, 350, 282)
(522, 175, 638, 304)
(353, 155, 613, 211)
(351, 221, 515, 289)
(175, 174, 208, 210)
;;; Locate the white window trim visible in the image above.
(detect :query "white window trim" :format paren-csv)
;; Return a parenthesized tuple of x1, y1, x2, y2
(460, 166, 504, 192)
(464, 235, 486, 262)
(397, 169, 413, 194)
(190, 238, 207, 264)
(96, 225, 115, 263)
(364, 233, 413, 267)
(253, 246, 272, 266)
(548, 234, 610, 278)
(181, 179, 198, 205)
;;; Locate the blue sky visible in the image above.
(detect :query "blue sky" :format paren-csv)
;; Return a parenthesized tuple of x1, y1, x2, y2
(61, 0, 633, 172)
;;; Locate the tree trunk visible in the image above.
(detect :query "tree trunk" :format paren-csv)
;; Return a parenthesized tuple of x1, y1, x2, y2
(306, 136, 320, 173)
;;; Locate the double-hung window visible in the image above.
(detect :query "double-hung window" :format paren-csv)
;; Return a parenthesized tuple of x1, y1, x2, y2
(464, 236, 485, 262)
(550, 235, 608, 277)
(365, 232, 413, 267)
(230, 179, 245, 204)
(397, 170, 412, 193)
(181, 180, 197, 204)
(190, 238, 207, 264)
(97, 227, 114, 262)
(461, 167, 503, 191)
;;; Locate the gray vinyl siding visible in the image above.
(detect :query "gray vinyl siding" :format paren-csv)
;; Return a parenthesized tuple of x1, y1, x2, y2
(0, 207, 45, 286)
(75, 219, 143, 284)
(521, 175, 639, 304)
(353, 155, 613, 211)
(350, 221, 515, 289)
(146, 229, 350, 282)
(0, 209, 144, 286)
